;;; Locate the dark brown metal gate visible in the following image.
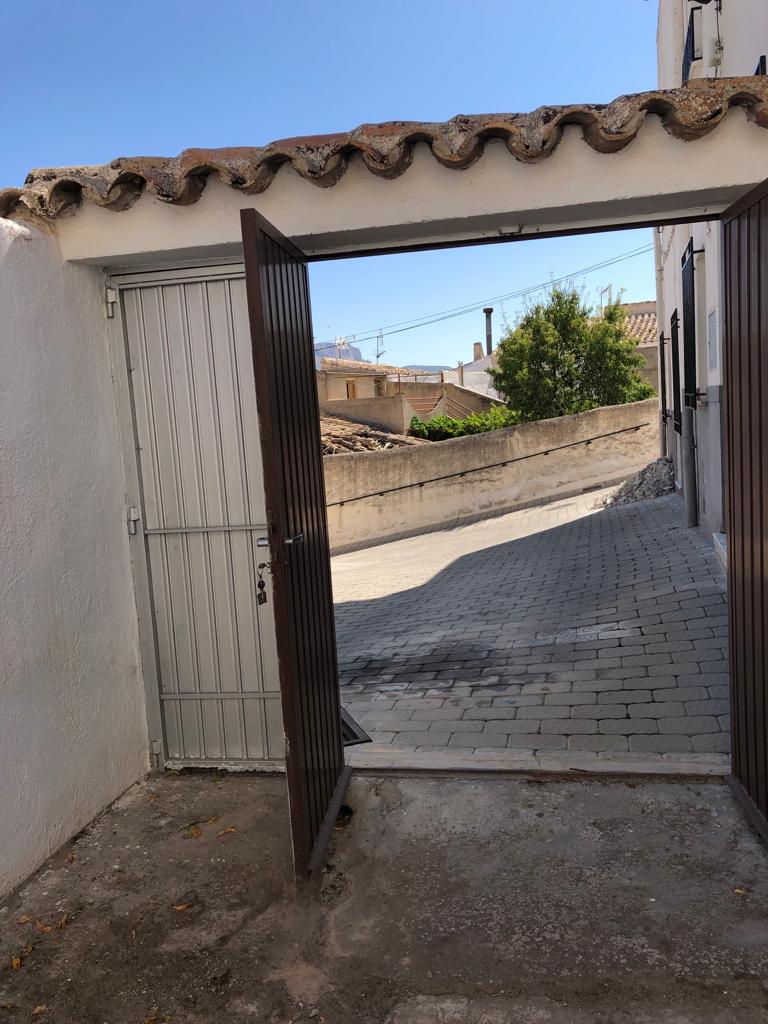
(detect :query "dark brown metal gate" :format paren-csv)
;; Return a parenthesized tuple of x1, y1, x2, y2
(722, 181, 768, 838)
(241, 208, 349, 879)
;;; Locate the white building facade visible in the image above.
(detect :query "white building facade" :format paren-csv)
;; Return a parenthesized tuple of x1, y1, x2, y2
(656, 0, 768, 538)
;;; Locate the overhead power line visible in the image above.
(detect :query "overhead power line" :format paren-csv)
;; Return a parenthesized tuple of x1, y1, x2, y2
(314, 243, 654, 349)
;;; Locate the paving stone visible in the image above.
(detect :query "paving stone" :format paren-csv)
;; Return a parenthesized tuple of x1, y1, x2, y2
(629, 702, 687, 719)
(507, 734, 566, 750)
(540, 718, 598, 734)
(691, 733, 730, 752)
(574, 703, 626, 719)
(443, 719, 485, 733)
(599, 689, 652, 704)
(629, 735, 693, 753)
(651, 686, 710, 702)
(448, 732, 508, 748)
(658, 716, 721, 735)
(568, 735, 630, 752)
(484, 719, 543, 734)
(544, 691, 597, 706)
(684, 699, 730, 716)
(599, 718, 658, 735)
(520, 680, 572, 695)
(518, 705, 570, 719)
(407, 707, 464, 721)
(391, 731, 453, 747)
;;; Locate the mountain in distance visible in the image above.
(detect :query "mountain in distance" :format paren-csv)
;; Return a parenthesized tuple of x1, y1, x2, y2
(313, 342, 364, 368)
(404, 363, 452, 372)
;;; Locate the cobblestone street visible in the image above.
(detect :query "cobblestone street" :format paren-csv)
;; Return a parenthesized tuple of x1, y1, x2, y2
(333, 489, 730, 772)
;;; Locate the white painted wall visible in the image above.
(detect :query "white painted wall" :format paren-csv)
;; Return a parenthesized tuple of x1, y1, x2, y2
(656, 0, 765, 537)
(659, 0, 768, 86)
(0, 220, 148, 896)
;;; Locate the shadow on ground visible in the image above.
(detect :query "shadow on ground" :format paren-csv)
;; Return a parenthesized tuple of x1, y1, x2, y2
(1, 772, 766, 1023)
(333, 497, 728, 764)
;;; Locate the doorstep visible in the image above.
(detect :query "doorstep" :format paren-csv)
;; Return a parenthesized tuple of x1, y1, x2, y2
(347, 743, 730, 778)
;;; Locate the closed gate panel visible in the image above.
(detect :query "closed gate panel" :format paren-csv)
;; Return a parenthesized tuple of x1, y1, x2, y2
(122, 273, 283, 766)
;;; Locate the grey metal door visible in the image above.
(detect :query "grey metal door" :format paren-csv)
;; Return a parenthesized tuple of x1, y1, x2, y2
(121, 268, 283, 767)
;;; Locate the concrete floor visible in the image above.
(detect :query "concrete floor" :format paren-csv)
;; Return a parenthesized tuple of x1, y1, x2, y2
(2, 772, 767, 1023)
(333, 490, 730, 774)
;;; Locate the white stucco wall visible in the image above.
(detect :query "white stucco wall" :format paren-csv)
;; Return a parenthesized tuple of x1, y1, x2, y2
(656, 1, 763, 538)
(0, 220, 148, 896)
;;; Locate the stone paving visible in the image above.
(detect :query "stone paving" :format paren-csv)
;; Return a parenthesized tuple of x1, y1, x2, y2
(333, 489, 730, 771)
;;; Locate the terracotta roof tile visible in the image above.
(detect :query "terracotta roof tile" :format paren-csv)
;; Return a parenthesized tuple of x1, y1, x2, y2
(2, 78, 768, 224)
(625, 310, 658, 345)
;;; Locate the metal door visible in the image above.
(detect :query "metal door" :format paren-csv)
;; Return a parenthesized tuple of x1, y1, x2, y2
(722, 180, 768, 839)
(241, 209, 349, 880)
(121, 269, 283, 767)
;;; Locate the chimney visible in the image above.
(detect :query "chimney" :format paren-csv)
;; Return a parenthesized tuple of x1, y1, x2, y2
(473, 342, 484, 362)
(483, 307, 493, 356)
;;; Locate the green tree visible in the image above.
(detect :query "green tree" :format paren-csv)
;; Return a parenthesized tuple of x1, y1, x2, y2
(488, 286, 655, 423)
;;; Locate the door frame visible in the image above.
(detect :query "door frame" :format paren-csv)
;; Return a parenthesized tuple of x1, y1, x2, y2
(106, 260, 280, 771)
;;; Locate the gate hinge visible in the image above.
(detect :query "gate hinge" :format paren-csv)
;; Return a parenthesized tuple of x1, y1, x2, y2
(105, 286, 117, 318)
(127, 506, 141, 535)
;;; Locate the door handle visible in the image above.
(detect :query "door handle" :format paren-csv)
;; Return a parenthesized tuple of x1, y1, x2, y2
(283, 533, 304, 546)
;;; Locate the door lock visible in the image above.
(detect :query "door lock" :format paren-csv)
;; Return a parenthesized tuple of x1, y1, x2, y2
(284, 533, 304, 546)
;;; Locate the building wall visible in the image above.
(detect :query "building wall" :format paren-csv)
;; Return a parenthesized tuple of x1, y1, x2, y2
(325, 400, 659, 553)
(0, 221, 149, 896)
(317, 371, 379, 403)
(656, 0, 766, 538)
(322, 394, 417, 434)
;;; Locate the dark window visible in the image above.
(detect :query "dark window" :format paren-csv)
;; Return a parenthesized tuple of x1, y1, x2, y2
(682, 6, 703, 83)
(671, 310, 683, 434)
(681, 239, 698, 408)
(756, 55, 767, 76)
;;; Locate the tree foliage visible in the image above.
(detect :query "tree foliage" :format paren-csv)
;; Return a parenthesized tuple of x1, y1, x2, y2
(488, 287, 655, 423)
(409, 405, 520, 441)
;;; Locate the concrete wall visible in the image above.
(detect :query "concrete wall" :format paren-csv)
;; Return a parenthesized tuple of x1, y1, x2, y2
(318, 371, 379, 403)
(638, 343, 659, 389)
(0, 220, 149, 896)
(384, 381, 502, 415)
(322, 395, 416, 434)
(324, 399, 659, 553)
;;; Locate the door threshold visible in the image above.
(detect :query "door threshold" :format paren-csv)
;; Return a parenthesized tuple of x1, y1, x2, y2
(347, 745, 729, 779)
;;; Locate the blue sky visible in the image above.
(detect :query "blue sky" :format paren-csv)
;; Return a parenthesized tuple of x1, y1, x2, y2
(1, 0, 660, 366)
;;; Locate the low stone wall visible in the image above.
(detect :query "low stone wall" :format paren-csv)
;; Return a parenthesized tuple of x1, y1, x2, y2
(324, 399, 659, 553)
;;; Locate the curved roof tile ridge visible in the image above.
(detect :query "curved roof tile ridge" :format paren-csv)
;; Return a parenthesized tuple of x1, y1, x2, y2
(2, 78, 767, 224)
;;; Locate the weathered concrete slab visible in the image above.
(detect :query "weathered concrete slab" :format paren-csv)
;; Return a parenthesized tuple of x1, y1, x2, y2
(1, 772, 766, 1022)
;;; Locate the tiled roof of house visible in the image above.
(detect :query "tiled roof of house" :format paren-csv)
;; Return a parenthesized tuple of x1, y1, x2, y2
(320, 357, 434, 376)
(2, 78, 767, 224)
(625, 310, 658, 345)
